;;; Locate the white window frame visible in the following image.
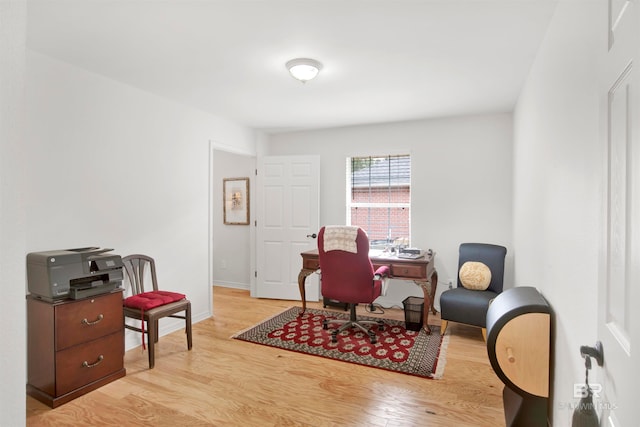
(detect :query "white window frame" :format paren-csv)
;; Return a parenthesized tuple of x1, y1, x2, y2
(345, 154, 411, 248)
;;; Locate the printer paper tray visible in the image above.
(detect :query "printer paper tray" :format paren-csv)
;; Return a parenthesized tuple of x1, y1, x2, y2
(69, 282, 120, 300)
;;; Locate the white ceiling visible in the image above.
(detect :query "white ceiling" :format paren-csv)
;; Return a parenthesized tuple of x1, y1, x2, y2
(26, 0, 557, 133)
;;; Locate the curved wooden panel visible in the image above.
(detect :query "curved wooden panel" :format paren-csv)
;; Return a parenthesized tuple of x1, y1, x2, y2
(495, 312, 550, 397)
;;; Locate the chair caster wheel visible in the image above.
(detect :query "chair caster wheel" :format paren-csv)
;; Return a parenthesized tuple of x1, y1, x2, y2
(331, 333, 338, 343)
(323, 320, 328, 330)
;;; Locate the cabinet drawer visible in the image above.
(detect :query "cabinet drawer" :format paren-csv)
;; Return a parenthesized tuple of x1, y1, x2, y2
(56, 292, 123, 350)
(390, 263, 426, 279)
(56, 331, 124, 396)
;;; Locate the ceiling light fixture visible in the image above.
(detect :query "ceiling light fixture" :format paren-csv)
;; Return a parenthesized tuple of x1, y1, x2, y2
(286, 58, 323, 83)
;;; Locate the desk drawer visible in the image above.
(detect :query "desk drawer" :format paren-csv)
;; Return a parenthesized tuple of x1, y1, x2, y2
(55, 331, 124, 396)
(303, 258, 320, 270)
(55, 292, 123, 350)
(390, 263, 426, 279)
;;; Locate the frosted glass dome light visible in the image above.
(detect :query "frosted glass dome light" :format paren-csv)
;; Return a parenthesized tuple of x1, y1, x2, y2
(286, 58, 323, 83)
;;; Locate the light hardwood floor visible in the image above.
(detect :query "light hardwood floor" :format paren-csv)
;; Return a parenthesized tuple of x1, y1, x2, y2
(26, 286, 505, 426)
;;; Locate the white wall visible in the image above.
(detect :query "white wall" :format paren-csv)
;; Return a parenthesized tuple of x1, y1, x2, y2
(264, 113, 514, 308)
(513, 1, 603, 425)
(10, 6, 608, 426)
(0, 0, 27, 424)
(24, 51, 255, 349)
(212, 150, 255, 288)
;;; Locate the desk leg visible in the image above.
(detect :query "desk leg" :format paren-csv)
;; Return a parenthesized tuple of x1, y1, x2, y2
(414, 281, 432, 334)
(414, 271, 438, 334)
(429, 271, 438, 314)
(297, 268, 315, 315)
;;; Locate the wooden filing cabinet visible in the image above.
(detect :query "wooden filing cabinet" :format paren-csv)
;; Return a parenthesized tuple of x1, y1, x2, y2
(27, 290, 126, 408)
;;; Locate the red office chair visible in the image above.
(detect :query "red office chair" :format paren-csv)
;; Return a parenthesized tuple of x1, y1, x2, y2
(318, 226, 390, 344)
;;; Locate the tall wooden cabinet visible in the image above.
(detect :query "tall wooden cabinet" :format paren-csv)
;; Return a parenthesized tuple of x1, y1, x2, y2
(27, 290, 126, 408)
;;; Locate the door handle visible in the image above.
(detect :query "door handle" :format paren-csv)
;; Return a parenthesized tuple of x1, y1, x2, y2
(580, 341, 604, 366)
(306, 233, 317, 239)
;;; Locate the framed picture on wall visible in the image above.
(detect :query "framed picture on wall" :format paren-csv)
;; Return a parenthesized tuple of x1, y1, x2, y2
(223, 177, 250, 225)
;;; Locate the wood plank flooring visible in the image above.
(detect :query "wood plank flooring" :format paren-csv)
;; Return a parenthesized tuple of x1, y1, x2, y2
(26, 286, 505, 426)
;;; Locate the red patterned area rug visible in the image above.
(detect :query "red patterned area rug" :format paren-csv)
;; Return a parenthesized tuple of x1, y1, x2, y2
(232, 306, 448, 379)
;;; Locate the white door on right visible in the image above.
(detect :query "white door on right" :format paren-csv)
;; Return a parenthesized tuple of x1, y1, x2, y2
(599, 1, 639, 425)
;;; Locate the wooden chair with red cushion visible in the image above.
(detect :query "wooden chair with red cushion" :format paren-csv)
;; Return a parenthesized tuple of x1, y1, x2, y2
(122, 254, 192, 368)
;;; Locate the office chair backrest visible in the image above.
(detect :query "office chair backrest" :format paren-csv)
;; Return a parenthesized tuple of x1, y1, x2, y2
(318, 226, 376, 303)
(122, 254, 159, 296)
(457, 243, 507, 293)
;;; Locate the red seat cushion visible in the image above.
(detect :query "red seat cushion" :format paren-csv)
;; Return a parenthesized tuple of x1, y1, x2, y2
(123, 290, 185, 311)
(123, 290, 186, 349)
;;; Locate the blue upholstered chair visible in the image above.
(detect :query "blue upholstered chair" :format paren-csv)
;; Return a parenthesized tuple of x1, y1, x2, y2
(439, 243, 507, 340)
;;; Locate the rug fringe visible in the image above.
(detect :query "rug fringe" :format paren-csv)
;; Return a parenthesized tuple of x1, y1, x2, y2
(230, 306, 297, 339)
(430, 332, 450, 379)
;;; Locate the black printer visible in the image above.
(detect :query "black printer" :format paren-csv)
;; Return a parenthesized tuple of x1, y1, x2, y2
(27, 247, 123, 301)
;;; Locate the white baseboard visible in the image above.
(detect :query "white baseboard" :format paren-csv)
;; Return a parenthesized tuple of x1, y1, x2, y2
(124, 309, 210, 352)
(212, 281, 249, 290)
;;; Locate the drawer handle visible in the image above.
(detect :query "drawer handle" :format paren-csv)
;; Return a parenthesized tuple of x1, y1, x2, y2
(81, 314, 104, 326)
(506, 347, 516, 363)
(82, 355, 104, 368)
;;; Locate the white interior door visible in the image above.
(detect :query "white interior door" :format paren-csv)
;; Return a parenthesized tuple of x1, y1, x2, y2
(598, 1, 639, 425)
(255, 155, 320, 300)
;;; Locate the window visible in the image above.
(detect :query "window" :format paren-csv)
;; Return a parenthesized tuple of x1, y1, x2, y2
(347, 154, 411, 248)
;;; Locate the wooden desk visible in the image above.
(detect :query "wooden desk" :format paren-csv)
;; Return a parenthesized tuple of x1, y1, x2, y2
(298, 249, 438, 333)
